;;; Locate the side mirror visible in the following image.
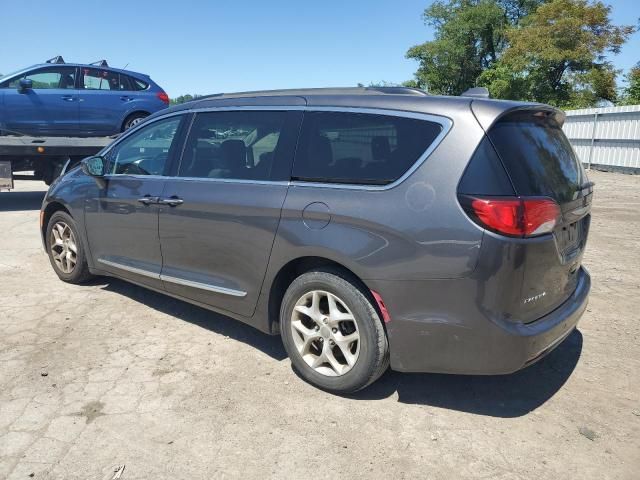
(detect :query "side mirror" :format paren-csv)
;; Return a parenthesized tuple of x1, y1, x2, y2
(81, 156, 108, 188)
(18, 78, 33, 93)
(81, 156, 106, 176)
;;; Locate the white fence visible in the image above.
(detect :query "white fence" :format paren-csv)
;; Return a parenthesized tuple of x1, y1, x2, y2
(562, 105, 640, 172)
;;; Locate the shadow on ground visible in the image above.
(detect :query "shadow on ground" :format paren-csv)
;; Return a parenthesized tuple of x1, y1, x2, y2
(98, 277, 582, 418)
(0, 190, 46, 211)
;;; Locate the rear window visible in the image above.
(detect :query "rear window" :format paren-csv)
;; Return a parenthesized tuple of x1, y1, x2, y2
(488, 111, 588, 203)
(292, 111, 442, 185)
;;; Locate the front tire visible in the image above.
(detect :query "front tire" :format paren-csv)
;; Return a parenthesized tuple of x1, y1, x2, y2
(280, 269, 389, 393)
(46, 211, 92, 284)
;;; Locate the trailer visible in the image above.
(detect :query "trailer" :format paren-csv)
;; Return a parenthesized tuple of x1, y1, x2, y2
(0, 134, 113, 190)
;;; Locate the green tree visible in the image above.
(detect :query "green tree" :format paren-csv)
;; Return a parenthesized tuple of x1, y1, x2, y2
(479, 0, 634, 107)
(619, 63, 640, 105)
(170, 94, 201, 105)
(406, 0, 544, 95)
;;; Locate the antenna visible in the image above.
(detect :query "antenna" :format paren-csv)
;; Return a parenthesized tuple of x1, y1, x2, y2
(122, 63, 129, 70)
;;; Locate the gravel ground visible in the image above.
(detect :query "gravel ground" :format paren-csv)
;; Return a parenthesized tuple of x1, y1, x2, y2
(0, 170, 639, 480)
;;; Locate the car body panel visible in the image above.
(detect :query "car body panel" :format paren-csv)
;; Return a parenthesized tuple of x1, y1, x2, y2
(41, 89, 591, 376)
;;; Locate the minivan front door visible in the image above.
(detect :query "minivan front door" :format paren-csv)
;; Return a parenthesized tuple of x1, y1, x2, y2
(84, 115, 185, 289)
(158, 110, 301, 317)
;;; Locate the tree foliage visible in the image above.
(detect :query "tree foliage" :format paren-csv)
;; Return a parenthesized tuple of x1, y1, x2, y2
(170, 94, 202, 105)
(406, 0, 544, 95)
(619, 62, 640, 105)
(407, 0, 635, 108)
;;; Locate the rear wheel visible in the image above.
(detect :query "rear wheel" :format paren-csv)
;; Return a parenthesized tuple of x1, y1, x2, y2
(46, 211, 92, 284)
(122, 112, 148, 131)
(280, 270, 389, 393)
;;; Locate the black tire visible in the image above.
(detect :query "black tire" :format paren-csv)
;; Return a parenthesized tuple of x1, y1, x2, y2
(122, 112, 148, 131)
(45, 211, 92, 284)
(280, 269, 389, 393)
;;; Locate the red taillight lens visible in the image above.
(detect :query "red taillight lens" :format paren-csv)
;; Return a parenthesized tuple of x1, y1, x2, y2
(463, 196, 560, 237)
(157, 91, 169, 104)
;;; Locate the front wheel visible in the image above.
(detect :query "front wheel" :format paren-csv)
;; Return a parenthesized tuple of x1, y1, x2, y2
(46, 211, 92, 284)
(280, 270, 389, 393)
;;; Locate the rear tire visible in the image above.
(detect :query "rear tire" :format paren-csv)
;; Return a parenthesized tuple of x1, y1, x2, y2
(46, 211, 92, 284)
(122, 112, 148, 131)
(280, 269, 389, 393)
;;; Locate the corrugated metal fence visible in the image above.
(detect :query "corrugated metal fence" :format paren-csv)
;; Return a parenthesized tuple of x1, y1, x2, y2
(563, 105, 640, 172)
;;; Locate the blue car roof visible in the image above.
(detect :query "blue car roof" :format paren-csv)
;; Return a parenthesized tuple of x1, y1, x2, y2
(29, 63, 151, 80)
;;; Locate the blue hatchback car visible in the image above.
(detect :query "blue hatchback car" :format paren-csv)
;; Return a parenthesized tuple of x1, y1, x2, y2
(0, 56, 169, 137)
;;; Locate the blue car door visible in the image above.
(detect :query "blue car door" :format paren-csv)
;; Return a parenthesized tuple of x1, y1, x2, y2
(2, 66, 79, 136)
(77, 68, 128, 136)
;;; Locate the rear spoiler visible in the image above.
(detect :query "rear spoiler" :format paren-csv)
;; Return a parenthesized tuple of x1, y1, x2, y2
(471, 102, 567, 132)
(461, 87, 490, 99)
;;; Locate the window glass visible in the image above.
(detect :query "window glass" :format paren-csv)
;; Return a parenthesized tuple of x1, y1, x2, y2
(82, 68, 119, 90)
(128, 77, 149, 91)
(2, 67, 76, 89)
(488, 111, 588, 203)
(108, 116, 182, 176)
(293, 111, 443, 185)
(179, 111, 287, 180)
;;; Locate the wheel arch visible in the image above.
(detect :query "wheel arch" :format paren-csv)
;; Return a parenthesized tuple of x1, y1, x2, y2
(266, 256, 385, 334)
(121, 110, 151, 131)
(41, 201, 71, 241)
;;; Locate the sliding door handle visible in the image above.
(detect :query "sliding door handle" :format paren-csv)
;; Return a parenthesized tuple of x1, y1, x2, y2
(158, 197, 183, 207)
(138, 196, 159, 205)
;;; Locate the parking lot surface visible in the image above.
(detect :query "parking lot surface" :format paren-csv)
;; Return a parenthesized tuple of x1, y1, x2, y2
(1, 170, 639, 479)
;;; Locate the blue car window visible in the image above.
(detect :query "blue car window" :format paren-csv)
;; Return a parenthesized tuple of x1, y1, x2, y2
(82, 68, 119, 90)
(3, 67, 76, 89)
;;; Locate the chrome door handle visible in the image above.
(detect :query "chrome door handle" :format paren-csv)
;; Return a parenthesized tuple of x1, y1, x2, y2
(158, 197, 183, 206)
(138, 196, 159, 205)
(61, 96, 75, 102)
(120, 96, 133, 101)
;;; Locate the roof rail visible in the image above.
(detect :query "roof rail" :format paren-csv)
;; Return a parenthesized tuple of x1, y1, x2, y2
(89, 60, 109, 67)
(46, 56, 65, 64)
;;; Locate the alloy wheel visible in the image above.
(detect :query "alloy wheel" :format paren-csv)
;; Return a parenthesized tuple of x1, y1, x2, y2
(290, 290, 360, 376)
(50, 221, 77, 274)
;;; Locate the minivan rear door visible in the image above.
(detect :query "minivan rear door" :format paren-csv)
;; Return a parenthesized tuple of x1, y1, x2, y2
(157, 109, 303, 317)
(471, 107, 593, 322)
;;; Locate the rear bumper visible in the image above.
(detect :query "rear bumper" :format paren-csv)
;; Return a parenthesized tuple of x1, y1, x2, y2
(368, 266, 590, 374)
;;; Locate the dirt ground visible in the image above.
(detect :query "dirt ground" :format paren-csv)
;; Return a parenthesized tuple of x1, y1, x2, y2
(0, 170, 639, 480)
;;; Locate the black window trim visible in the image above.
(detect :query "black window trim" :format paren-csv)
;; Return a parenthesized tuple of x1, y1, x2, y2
(97, 106, 452, 189)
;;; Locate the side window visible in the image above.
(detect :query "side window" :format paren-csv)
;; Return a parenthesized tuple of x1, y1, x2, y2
(6, 67, 76, 89)
(108, 116, 182, 176)
(292, 111, 443, 185)
(82, 68, 119, 90)
(125, 76, 149, 91)
(178, 111, 288, 181)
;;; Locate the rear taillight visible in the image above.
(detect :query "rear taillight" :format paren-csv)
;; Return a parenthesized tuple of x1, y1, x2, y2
(460, 195, 560, 237)
(157, 91, 169, 105)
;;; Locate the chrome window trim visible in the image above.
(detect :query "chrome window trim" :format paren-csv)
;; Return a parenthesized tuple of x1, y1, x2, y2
(100, 105, 452, 190)
(97, 258, 247, 297)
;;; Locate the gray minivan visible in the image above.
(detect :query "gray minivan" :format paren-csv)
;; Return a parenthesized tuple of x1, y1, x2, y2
(41, 87, 592, 392)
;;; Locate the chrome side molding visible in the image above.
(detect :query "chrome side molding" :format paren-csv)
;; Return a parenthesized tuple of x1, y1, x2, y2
(97, 258, 246, 297)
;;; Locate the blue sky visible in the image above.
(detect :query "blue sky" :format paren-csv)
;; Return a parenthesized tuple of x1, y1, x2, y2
(0, 0, 638, 97)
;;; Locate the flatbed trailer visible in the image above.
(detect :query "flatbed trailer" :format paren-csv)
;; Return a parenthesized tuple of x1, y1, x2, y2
(0, 135, 113, 190)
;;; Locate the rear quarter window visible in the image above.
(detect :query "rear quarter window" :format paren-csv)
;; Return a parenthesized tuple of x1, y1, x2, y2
(292, 111, 443, 185)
